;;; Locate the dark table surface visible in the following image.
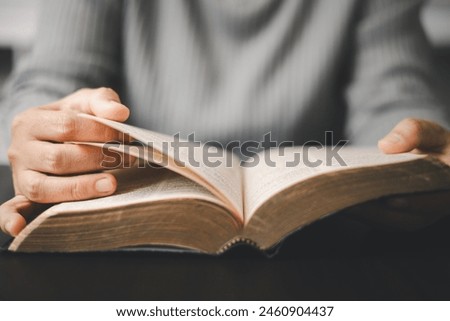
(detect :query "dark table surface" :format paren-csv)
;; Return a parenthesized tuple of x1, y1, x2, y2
(1, 165, 450, 300)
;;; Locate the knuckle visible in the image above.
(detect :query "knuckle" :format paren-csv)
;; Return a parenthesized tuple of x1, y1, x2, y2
(11, 112, 27, 134)
(44, 148, 63, 173)
(96, 87, 117, 99)
(403, 118, 422, 135)
(74, 88, 91, 96)
(7, 147, 19, 164)
(56, 113, 76, 140)
(25, 175, 44, 202)
(70, 179, 86, 200)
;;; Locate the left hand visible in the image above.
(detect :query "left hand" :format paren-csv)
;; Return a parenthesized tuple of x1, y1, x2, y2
(344, 118, 450, 231)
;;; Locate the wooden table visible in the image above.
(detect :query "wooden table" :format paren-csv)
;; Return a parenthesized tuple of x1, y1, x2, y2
(1, 165, 449, 300)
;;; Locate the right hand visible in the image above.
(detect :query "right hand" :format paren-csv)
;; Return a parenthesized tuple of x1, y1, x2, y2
(2, 88, 131, 236)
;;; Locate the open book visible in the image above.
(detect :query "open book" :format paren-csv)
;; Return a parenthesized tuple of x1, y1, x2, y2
(9, 115, 450, 253)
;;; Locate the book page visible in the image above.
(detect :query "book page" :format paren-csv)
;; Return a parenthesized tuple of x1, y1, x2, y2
(10, 167, 227, 242)
(9, 167, 240, 252)
(49, 167, 226, 213)
(78, 114, 244, 222)
(242, 147, 426, 224)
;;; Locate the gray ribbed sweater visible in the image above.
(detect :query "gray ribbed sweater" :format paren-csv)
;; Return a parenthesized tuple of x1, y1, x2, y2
(1, 0, 449, 162)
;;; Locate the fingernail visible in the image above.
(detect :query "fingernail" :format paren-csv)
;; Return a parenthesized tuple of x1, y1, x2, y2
(5, 220, 15, 236)
(95, 178, 114, 193)
(381, 133, 402, 145)
(386, 197, 409, 209)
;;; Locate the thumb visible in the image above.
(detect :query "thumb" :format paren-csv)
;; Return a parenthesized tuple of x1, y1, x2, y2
(60, 87, 130, 122)
(0, 195, 31, 236)
(378, 118, 449, 154)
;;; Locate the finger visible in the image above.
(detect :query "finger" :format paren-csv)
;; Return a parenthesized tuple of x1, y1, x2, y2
(17, 109, 126, 143)
(378, 118, 449, 154)
(22, 141, 135, 175)
(59, 87, 130, 122)
(0, 195, 30, 236)
(17, 170, 117, 203)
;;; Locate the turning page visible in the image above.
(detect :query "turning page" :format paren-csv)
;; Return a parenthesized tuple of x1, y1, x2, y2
(78, 114, 244, 222)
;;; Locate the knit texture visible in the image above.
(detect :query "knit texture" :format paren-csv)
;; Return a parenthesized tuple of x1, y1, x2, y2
(1, 0, 449, 163)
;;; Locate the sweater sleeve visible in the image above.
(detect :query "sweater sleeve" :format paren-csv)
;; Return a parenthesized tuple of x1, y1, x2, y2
(0, 0, 122, 164)
(345, 0, 450, 146)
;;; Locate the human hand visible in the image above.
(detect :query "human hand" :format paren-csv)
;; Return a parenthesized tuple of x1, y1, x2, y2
(344, 118, 450, 231)
(1, 88, 131, 236)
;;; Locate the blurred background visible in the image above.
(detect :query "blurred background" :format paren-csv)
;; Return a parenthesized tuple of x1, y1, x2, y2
(0, 0, 449, 166)
(0, 0, 39, 94)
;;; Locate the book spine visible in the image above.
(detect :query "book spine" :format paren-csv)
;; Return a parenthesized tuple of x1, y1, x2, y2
(217, 237, 261, 254)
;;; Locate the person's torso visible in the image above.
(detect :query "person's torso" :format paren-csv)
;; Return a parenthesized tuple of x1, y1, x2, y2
(122, 0, 359, 145)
